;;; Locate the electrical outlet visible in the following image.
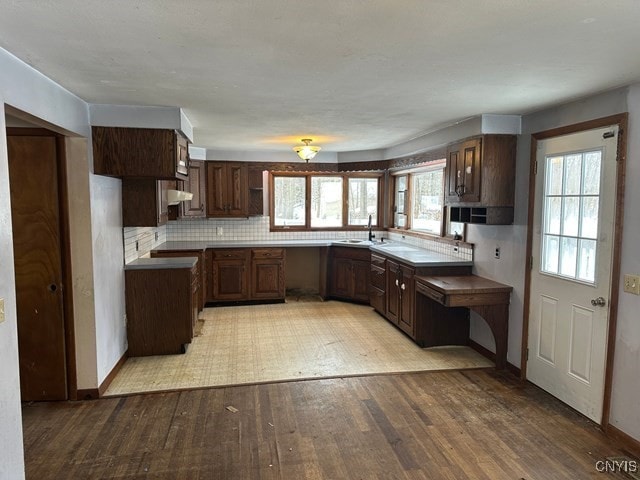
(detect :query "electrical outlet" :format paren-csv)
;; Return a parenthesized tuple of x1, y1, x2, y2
(494, 246, 501, 259)
(0, 298, 5, 323)
(216, 226, 224, 236)
(623, 274, 640, 295)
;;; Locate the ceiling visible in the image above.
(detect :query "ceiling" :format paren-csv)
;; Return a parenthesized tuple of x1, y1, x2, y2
(2, 1, 640, 153)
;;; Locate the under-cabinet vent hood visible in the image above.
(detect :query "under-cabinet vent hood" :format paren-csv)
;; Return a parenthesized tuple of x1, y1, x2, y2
(167, 189, 193, 205)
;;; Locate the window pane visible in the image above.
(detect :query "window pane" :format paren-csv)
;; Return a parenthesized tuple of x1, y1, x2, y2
(580, 197, 599, 239)
(560, 237, 578, 277)
(411, 169, 443, 234)
(582, 151, 601, 195)
(563, 153, 582, 195)
(546, 156, 563, 195)
(311, 176, 342, 227)
(544, 196, 562, 235)
(562, 196, 580, 237)
(273, 177, 306, 226)
(348, 178, 378, 226)
(542, 235, 560, 274)
(578, 239, 596, 282)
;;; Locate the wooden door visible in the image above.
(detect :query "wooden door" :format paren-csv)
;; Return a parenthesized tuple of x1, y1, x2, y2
(527, 127, 618, 423)
(226, 163, 247, 216)
(183, 160, 206, 217)
(330, 258, 352, 298)
(398, 265, 415, 336)
(251, 260, 284, 299)
(212, 260, 248, 300)
(352, 260, 371, 302)
(446, 138, 481, 203)
(386, 260, 400, 324)
(446, 142, 462, 202)
(206, 162, 227, 216)
(8, 134, 67, 401)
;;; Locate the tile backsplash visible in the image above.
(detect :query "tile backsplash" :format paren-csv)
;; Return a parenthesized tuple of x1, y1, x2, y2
(161, 216, 472, 260)
(123, 225, 167, 263)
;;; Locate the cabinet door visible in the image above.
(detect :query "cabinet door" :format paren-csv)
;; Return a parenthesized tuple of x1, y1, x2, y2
(251, 259, 285, 299)
(370, 286, 386, 315)
(176, 133, 189, 177)
(157, 180, 170, 226)
(398, 265, 415, 336)
(446, 137, 481, 204)
(226, 163, 248, 216)
(212, 259, 248, 300)
(206, 163, 227, 216)
(183, 160, 206, 217)
(352, 260, 371, 302)
(386, 260, 400, 324)
(330, 258, 353, 298)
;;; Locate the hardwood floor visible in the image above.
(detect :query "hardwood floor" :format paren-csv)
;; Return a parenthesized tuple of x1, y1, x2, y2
(23, 369, 635, 479)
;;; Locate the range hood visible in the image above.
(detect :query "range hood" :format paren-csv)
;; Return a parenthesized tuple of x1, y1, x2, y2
(167, 189, 193, 205)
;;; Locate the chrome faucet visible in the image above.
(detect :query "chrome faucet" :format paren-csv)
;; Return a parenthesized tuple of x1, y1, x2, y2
(368, 214, 375, 242)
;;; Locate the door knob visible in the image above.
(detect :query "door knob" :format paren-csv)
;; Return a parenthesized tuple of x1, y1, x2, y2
(590, 297, 606, 307)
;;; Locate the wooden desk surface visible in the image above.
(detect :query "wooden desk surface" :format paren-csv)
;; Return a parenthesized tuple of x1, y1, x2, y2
(415, 275, 512, 295)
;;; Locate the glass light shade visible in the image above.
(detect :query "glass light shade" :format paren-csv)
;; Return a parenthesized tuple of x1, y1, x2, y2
(293, 139, 321, 161)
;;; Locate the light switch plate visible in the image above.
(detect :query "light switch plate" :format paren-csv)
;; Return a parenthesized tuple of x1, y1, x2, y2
(623, 274, 640, 295)
(0, 298, 5, 323)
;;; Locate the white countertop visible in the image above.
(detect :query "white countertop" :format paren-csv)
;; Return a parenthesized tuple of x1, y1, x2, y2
(150, 239, 472, 267)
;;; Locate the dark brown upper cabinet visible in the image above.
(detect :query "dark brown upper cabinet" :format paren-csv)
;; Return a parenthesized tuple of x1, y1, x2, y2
(92, 127, 190, 180)
(206, 162, 248, 218)
(445, 134, 517, 225)
(122, 179, 174, 227)
(181, 160, 207, 217)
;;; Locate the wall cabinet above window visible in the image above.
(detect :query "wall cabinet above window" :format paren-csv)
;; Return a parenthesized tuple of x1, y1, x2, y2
(445, 134, 517, 225)
(92, 127, 190, 180)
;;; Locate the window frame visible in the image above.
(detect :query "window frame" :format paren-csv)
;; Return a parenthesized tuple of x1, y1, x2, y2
(390, 160, 449, 238)
(269, 171, 383, 231)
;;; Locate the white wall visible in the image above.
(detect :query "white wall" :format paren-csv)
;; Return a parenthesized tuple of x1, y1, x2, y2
(0, 102, 25, 480)
(0, 46, 128, 478)
(609, 84, 640, 441)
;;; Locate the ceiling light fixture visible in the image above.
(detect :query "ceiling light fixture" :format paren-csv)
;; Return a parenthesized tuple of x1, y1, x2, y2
(293, 138, 321, 162)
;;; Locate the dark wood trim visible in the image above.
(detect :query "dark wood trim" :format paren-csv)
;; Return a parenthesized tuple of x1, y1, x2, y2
(98, 350, 129, 397)
(602, 113, 628, 429)
(606, 425, 640, 458)
(468, 339, 520, 377)
(57, 136, 78, 401)
(521, 113, 628, 431)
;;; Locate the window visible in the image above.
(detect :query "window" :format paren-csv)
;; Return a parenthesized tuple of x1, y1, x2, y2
(273, 176, 306, 227)
(392, 160, 446, 236)
(411, 169, 444, 234)
(270, 173, 381, 230)
(541, 150, 601, 283)
(348, 177, 379, 226)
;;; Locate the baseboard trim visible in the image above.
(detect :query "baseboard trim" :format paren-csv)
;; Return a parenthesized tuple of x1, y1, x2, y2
(99, 350, 128, 397)
(76, 388, 100, 400)
(468, 339, 521, 377)
(606, 425, 640, 458)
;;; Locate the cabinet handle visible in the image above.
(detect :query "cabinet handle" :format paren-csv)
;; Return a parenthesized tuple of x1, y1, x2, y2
(395, 279, 399, 287)
(200, 203, 204, 211)
(401, 283, 406, 291)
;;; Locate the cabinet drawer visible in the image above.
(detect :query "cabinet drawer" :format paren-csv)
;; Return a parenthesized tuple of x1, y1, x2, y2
(370, 265, 386, 290)
(332, 246, 371, 262)
(211, 249, 249, 260)
(371, 254, 386, 268)
(252, 248, 284, 259)
(415, 281, 445, 305)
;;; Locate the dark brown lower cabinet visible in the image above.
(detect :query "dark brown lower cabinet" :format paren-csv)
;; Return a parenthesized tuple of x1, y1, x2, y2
(372, 252, 472, 344)
(208, 247, 285, 302)
(151, 249, 207, 311)
(327, 247, 371, 303)
(125, 263, 198, 356)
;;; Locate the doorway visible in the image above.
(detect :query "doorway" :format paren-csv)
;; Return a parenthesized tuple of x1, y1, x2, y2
(522, 114, 627, 426)
(7, 126, 76, 401)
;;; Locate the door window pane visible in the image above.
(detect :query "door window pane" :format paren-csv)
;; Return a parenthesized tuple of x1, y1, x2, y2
(540, 149, 602, 284)
(348, 178, 378, 226)
(273, 177, 306, 226)
(311, 176, 342, 227)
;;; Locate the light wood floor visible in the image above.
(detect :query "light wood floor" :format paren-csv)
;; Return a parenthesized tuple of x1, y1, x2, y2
(105, 300, 491, 396)
(23, 369, 636, 479)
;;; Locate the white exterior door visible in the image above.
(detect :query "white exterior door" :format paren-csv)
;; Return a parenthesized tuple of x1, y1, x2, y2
(527, 126, 618, 423)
